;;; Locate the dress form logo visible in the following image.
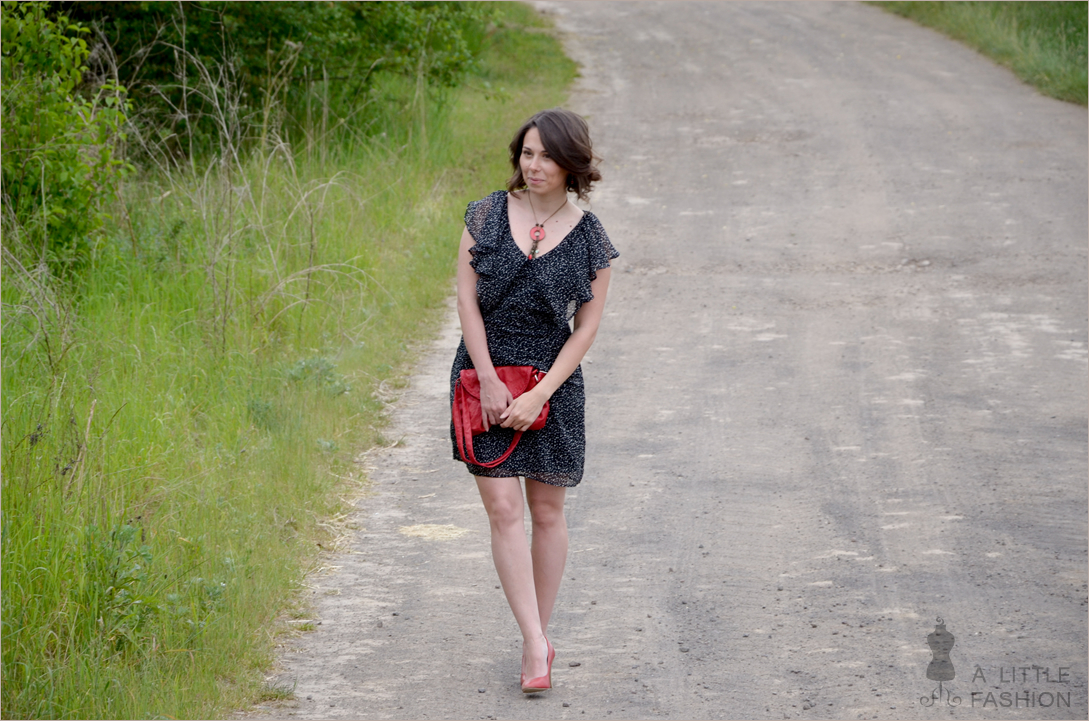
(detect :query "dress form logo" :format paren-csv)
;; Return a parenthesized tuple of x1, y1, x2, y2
(920, 618, 961, 707)
(915, 617, 1075, 709)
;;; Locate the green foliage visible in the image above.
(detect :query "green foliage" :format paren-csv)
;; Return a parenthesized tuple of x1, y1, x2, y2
(875, 1, 1088, 105)
(74, 523, 159, 652)
(1, 1, 132, 266)
(53, 1, 493, 155)
(1, 3, 576, 718)
(286, 357, 350, 396)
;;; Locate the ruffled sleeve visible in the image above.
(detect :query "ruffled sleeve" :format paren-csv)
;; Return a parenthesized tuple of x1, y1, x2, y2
(564, 212, 618, 320)
(465, 190, 522, 314)
(584, 212, 619, 281)
(464, 191, 503, 274)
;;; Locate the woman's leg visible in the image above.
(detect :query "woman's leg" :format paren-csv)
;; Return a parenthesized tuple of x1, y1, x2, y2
(475, 476, 549, 679)
(525, 479, 568, 635)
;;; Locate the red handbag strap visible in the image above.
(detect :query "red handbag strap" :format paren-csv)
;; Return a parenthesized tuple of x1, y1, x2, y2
(454, 379, 525, 468)
(469, 430, 524, 469)
(454, 382, 469, 463)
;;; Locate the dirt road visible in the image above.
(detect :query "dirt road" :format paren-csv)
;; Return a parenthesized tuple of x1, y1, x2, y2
(254, 3, 1087, 718)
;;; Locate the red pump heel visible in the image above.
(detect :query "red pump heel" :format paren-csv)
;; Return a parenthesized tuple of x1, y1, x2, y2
(520, 638, 554, 693)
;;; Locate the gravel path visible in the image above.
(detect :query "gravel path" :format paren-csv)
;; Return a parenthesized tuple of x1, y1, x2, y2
(252, 3, 1087, 719)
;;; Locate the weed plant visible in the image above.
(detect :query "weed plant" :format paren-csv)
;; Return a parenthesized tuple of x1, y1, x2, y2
(874, 1, 1088, 105)
(1, 3, 576, 718)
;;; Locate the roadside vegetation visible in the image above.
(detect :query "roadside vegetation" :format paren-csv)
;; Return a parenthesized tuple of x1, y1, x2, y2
(0, 2, 576, 718)
(874, 1, 1087, 105)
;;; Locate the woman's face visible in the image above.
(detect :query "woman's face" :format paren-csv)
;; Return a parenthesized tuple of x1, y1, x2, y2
(520, 127, 565, 196)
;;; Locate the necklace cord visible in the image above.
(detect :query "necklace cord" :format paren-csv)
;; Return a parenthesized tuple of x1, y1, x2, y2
(527, 192, 567, 259)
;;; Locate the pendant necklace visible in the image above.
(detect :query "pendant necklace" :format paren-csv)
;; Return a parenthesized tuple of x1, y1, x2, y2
(527, 193, 567, 259)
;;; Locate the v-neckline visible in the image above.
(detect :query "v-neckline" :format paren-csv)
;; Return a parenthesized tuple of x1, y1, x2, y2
(505, 192, 587, 261)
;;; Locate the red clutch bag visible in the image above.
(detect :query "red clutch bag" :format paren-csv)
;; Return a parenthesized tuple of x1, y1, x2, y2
(453, 366, 549, 468)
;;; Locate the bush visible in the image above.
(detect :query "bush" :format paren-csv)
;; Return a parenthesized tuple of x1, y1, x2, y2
(52, 1, 492, 157)
(1, 1, 131, 267)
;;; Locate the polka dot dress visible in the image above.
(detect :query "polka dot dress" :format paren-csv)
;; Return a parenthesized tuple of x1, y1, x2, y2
(450, 190, 618, 486)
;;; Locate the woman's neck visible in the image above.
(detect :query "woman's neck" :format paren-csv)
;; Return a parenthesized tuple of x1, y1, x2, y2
(524, 187, 568, 213)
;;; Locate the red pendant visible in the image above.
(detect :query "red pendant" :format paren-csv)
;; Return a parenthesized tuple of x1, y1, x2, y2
(529, 224, 546, 242)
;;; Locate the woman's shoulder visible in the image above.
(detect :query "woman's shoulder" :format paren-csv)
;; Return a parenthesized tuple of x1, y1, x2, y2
(575, 210, 618, 263)
(464, 190, 510, 237)
(575, 210, 609, 240)
(466, 189, 509, 213)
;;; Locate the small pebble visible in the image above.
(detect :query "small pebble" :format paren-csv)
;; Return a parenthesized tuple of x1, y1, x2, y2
(563, 702, 570, 707)
(590, 600, 597, 605)
(478, 688, 486, 694)
(679, 647, 690, 653)
(376, 621, 383, 628)
(306, 695, 313, 701)
(569, 661, 581, 667)
(495, 585, 501, 589)
(636, 627, 643, 632)
(392, 612, 399, 616)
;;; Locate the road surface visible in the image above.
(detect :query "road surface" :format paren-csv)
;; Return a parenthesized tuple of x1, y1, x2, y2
(253, 3, 1088, 719)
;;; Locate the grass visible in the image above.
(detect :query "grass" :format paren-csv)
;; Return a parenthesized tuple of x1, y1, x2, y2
(873, 1, 1088, 105)
(0, 2, 577, 718)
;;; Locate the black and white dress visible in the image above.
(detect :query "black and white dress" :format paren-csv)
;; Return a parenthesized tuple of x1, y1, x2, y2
(450, 190, 618, 487)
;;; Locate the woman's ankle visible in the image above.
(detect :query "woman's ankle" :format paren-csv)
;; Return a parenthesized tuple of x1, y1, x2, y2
(523, 633, 547, 651)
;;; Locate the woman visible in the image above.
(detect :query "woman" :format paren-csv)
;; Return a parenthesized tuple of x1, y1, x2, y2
(450, 108, 618, 693)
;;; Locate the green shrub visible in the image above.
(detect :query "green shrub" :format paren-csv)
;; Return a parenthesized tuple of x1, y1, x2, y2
(1, 1, 131, 267)
(53, 1, 493, 156)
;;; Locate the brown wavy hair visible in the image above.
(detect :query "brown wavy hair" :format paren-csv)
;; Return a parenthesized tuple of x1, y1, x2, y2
(506, 108, 602, 202)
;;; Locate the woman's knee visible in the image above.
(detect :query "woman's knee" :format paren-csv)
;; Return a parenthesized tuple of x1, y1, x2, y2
(530, 504, 566, 529)
(478, 482, 524, 529)
(526, 491, 566, 528)
(485, 496, 524, 530)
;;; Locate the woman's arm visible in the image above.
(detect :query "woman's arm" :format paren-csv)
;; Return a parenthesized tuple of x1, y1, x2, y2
(499, 266, 612, 431)
(456, 226, 514, 431)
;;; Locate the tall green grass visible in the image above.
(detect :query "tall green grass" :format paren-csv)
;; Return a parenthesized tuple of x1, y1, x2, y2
(1, 3, 576, 718)
(874, 1, 1088, 105)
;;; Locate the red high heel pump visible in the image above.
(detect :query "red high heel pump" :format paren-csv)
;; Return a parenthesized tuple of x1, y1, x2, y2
(521, 638, 554, 693)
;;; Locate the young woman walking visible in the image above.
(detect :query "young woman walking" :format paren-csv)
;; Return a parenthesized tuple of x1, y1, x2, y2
(450, 108, 617, 693)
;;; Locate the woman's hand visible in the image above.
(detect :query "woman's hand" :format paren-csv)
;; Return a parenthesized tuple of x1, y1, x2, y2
(479, 373, 514, 431)
(499, 388, 548, 432)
